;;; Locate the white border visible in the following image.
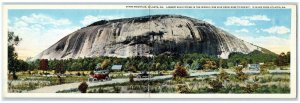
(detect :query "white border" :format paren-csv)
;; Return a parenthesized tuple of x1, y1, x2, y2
(2, 4, 297, 98)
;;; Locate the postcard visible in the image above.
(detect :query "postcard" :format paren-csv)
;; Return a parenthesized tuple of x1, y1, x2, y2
(2, 4, 297, 98)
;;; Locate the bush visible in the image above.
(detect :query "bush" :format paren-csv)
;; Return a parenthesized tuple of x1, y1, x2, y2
(176, 84, 190, 93)
(260, 64, 269, 75)
(57, 75, 65, 84)
(217, 68, 229, 82)
(89, 71, 94, 75)
(12, 72, 18, 80)
(129, 73, 134, 83)
(78, 82, 88, 93)
(209, 80, 223, 92)
(235, 66, 248, 81)
(76, 72, 81, 76)
(244, 83, 259, 93)
(97, 87, 104, 93)
(113, 86, 121, 93)
(172, 63, 188, 79)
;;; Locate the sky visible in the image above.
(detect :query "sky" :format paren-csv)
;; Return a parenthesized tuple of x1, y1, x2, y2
(8, 9, 291, 60)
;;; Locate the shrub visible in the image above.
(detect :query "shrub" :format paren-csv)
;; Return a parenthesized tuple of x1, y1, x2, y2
(209, 80, 223, 92)
(57, 75, 65, 84)
(97, 87, 104, 93)
(235, 66, 248, 81)
(113, 86, 121, 93)
(78, 82, 88, 93)
(129, 73, 134, 83)
(217, 68, 229, 82)
(12, 72, 18, 80)
(89, 71, 94, 75)
(244, 83, 259, 93)
(176, 84, 190, 93)
(172, 63, 188, 79)
(82, 72, 86, 76)
(76, 72, 81, 76)
(202, 60, 218, 71)
(260, 64, 269, 75)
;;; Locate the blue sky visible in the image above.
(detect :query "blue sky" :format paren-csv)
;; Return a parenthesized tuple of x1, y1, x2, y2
(8, 9, 291, 59)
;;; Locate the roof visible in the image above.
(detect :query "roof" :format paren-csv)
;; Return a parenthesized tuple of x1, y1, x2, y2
(111, 65, 122, 70)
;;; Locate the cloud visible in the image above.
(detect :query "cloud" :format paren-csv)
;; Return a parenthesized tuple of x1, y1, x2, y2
(261, 26, 290, 34)
(80, 15, 125, 26)
(234, 34, 290, 54)
(235, 28, 249, 33)
(9, 13, 80, 60)
(242, 15, 271, 21)
(203, 19, 215, 25)
(225, 16, 255, 26)
(16, 13, 71, 26)
(225, 15, 271, 26)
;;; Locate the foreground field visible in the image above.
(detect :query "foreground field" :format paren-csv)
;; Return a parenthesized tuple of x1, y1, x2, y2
(8, 69, 290, 93)
(57, 70, 289, 93)
(62, 73, 289, 93)
(8, 70, 172, 93)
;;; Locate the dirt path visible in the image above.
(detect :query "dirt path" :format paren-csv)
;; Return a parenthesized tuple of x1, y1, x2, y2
(28, 70, 289, 93)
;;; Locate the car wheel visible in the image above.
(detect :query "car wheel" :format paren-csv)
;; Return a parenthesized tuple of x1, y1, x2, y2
(105, 77, 110, 81)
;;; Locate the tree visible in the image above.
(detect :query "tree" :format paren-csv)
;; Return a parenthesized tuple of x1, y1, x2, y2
(39, 59, 49, 71)
(217, 68, 229, 82)
(260, 64, 269, 75)
(155, 63, 161, 74)
(190, 61, 200, 70)
(219, 59, 228, 69)
(202, 60, 218, 71)
(240, 60, 248, 68)
(8, 31, 21, 74)
(172, 62, 188, 78)
(78, 82, 88, 93)
(128, 64, 137, 72)
(275, 52, 290, 66)
(55, 63, 66, 74)
(235, 66, 248, 81)
(101, 59, 110, 69)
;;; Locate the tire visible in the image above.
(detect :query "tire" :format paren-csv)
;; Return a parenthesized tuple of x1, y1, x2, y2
(105, 77, 111, 81)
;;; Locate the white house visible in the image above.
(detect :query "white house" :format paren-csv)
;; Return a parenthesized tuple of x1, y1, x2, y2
(111, 65, 122, 71)
(247, 64, 260, 71)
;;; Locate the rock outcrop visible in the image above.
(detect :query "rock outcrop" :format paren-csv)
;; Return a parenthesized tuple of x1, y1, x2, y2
(33, 15, 264, 60)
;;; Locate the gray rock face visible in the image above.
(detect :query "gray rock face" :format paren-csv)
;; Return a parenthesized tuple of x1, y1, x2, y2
(34, 15, 262, 60)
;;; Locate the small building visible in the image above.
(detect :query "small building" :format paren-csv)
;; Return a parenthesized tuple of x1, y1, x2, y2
(247, 64, 260, 71)
(111, 65, 123, 71)
(259, 63, 264, 65)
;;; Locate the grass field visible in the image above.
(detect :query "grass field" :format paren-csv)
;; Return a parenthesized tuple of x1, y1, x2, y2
(9, 67, 290, 93)
(56, 73, 290, 94)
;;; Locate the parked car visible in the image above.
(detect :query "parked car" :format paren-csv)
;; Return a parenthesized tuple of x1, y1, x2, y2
(88, 70, 111, 82)
(136, 71, 151, 78)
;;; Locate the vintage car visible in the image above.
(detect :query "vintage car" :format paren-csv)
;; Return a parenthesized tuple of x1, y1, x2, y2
(136, 71, 151, 78)
(88, 70, 111, 82)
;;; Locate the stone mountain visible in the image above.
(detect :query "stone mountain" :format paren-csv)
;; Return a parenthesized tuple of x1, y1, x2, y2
(33, 15, 270, 60)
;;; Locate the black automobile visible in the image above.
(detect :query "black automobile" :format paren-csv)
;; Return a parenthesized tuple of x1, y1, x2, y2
(136, 71, 151, 78)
